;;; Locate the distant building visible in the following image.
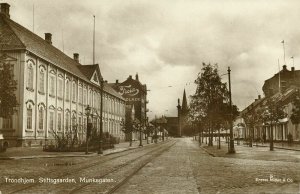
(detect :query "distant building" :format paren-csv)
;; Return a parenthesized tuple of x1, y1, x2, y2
(166, 89, 192, 137)
(0, 3, 126, 147)
(165, 117, 178, 137)
(263, 65, 300, 97)
(240, 65, 300, 142)
(109, 74, 148, 140)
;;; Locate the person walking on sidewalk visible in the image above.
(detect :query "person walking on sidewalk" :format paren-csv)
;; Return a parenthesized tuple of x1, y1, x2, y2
(287, 133, 293, 146)
(262, 133, 266, 144)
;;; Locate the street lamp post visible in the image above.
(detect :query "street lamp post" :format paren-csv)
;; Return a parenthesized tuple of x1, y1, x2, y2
(228, 67, 235, 154)
(146, 117, 149, 144)
(98, 80, 104, 154)
(154, 115, 158, 143)
(139, 121, 143, 147)
(85, 105, 91, 154)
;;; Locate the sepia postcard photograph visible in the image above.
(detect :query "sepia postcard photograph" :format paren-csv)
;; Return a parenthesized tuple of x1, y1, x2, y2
(0, 0, 300, 193)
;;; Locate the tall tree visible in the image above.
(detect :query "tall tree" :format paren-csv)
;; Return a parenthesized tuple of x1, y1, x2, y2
(0, 62, 18, 118)
(262, 98, 286, 151)
(120, 111, 136, 146)
(190, 63, 229, 146)
(242, 108, 262, 147)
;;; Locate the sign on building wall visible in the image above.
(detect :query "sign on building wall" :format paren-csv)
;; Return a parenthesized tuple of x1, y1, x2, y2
(119, 85, 139, 97)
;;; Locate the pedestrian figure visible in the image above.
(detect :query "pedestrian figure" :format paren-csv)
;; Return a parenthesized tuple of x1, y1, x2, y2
(263, 133, 266, 144)
(260, 137, 264, 145)
(287, 133, 293, 146)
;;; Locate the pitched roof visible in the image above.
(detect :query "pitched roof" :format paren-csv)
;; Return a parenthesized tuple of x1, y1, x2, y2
(0, 14, 90, 82)
(78, 65, 98, 80)
(241, 97, 266, 115)
(103, 82, 124, 100)
(0, 14, 124, 100)
(182, 89, 188, 112)
(166, 117, 178, 124)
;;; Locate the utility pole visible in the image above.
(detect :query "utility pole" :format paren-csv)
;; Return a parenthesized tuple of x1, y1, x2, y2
(98, 80, 104, 154)
(228, 67, 235, 154)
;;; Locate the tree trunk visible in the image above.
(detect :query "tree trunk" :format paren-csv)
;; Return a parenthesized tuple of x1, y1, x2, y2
(146, 133, 149, 144)
(129, 132, 133, 147)
(198, 128, 201, 145)
(270, 124, 274, 151)
(218, 128, 221, 149)
(208, 121, 213, 146)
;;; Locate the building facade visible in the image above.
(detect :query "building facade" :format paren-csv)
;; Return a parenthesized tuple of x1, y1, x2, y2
(109, 74, 148, 140)
(263, 65, 300, 97)
(239, 65, 300, 143)
(0, 3, 125, 147)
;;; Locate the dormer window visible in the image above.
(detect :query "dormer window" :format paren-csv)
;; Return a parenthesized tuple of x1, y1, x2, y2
(93, 73, 98, 82)
(91, 71, 100, 85)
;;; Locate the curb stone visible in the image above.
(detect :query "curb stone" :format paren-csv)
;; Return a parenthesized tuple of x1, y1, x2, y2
(0, 140, 168, 160)
(200, 146, 216, 157)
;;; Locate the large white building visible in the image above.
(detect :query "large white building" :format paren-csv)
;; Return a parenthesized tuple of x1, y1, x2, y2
(0, 3, 126, 147)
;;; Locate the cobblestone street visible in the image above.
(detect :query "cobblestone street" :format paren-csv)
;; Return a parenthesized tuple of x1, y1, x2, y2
(115, 138, 300, 194)
(0, 138, 300, 193)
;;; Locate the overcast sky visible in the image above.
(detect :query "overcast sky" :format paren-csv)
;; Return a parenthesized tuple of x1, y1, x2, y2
(3, 0, 300, 118)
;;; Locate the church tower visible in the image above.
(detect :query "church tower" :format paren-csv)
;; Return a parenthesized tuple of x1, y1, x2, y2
(181, 89, 188, 115)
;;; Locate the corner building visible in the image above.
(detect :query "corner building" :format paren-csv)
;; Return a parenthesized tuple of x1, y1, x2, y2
(0, 3, 125, 147)
(110, 74, 148, 140)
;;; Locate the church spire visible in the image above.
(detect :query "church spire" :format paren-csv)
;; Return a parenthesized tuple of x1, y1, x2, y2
(181, 89, 188, 113)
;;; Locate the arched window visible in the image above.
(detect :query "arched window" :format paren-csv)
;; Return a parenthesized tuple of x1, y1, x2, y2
(65, 112, 70, 131)
(49, 111, 54, 131)
(1, 116, 12, 129)
(39, 68, 45, 93)
(65, 80, 70, 101)
(58, 78, 63, 98)
(78, 86, 82, 104)
(72, 82, 77, 102)
(38, 107, 44, 130)
(27, 63, 34, 90)
(83, 88, 87, 105)
(27, 105, 33, 129)
(78, 116, 82, 133)
(57, 112, 62, 131)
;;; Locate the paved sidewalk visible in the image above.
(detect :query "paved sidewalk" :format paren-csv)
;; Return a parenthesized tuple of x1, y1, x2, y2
(0, 139, 162, 160)
(199, 140, 300, 163)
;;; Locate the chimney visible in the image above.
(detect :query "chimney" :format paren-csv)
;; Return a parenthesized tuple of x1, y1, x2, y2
(45, 33, 52, 44)
(135, 73, 139, 81)
(258, 95, 261, 99)
(292, 67, 295, 71)
(0, 3, 10, 18)
(129, 75, 132, 79)
(73, 53, 79, 62)
(283, 65, 287, 70)
(116, 79, 119, 84)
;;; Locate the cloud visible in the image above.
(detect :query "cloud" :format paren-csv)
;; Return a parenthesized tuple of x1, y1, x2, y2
(5, 0, 300, 118)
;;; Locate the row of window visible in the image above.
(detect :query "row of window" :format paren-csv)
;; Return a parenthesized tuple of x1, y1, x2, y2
(0, 117, 13, 129)
(26, 105, 124, 134)
(26, 62, 125, 116)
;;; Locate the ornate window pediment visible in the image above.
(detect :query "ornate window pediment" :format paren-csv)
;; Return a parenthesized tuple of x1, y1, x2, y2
(0, 54, 17, 62)
(91, 71, 100, 85)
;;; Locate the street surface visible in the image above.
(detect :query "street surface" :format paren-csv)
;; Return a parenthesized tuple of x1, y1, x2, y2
(0, 138, 299, 193)
(116, 138, 300, 194)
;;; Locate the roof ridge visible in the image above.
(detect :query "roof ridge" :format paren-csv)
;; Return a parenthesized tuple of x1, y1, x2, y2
(4, 15, 83, 66)
(0, 15, 25, 49)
